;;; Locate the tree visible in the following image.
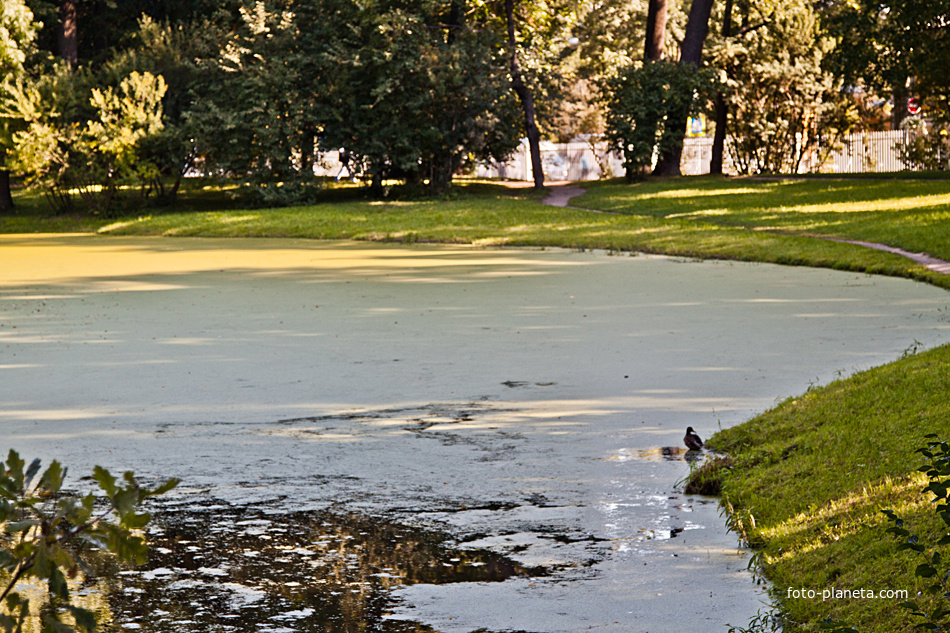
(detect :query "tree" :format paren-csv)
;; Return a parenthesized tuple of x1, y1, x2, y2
(57, 0, 77, 66)
(187, 1, 321, 202)
(7, 66, 169, 214)
(103, 16, 215, 203)
(189, 0, 520, 200)
(0, 0, 40, 214)
(709, 0, 734, 175)
(652, 0, 715, 176)
(715, 0, 855, 174)
(603, 59, 712, 180)
(822, 0, 950, 128)
(332, 0, 519, 195)
(505, 0, 544, 189)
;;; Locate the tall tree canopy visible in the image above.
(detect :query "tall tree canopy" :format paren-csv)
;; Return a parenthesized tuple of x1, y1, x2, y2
(188, 0, 520, 199)
(0, 0, 40, 212)
(822, 0, 950, 125)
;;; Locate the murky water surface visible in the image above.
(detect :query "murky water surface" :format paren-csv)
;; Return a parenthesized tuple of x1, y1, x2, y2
(108, 501, 544, 632)
(2, 237, 949, 632)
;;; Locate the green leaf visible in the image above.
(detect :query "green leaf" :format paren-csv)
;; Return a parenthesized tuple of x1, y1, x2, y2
(48, 565, 69, 601)
(40, 613, 76, 633)
(33, 542, 52, 577)
(6, 450, 25, 493)
(39, 461, 65, 493)
(916, 563, 938, 578)
(4, 519, 40, 535)
(112, 488, 137, 516)
(147, 478, 180, 498)
(92, 466, 117, 498)
(120, 511, 151, 530)
(66, 606, 97, 632)
(4, 592, 25, 610)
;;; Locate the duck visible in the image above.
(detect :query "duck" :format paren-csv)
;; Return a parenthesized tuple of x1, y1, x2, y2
(684, 426, 704, 451)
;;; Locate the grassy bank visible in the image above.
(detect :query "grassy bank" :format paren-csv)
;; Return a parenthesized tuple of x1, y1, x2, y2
(692, 343, 950, 632)
(3, 176, 950, 289)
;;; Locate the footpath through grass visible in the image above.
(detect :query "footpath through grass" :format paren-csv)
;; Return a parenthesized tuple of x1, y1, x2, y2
(4, 176, 950, 290)
(691, 343, 950, 632)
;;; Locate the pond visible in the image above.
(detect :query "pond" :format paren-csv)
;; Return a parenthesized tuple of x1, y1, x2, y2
(2, 236, 948, 631)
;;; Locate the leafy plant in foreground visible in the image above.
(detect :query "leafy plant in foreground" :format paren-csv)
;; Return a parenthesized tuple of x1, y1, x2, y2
(881, 434, 950, 631)
(0, 449, 178, 632)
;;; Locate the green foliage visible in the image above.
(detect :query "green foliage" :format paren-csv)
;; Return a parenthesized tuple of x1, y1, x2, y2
(824, 0, 950, 122)
(329, 2, 520, 195)
(184, 0, 521, 202)
(880, 436, 950, 631)
(98, 16, 218, 204)
(709, 1, 856, 174)
(897, 118, 950, 172)
(7, 66, 168, 215)
(0, 449, 178, 632)
(0, 0, 38, 81)
(602, 60, 714, 179)
(0, 0, 39, 191)
(727, 609, 787, 633)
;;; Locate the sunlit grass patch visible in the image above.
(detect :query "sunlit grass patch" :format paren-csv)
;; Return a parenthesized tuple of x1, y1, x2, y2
(695, 343, 950, 632)
(6, 176, 950, 289)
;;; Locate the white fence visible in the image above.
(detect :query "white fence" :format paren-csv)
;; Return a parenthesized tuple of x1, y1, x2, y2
(316, 130, 936, 183)
(474, 130, 928, 181)
(473, 137, 734, 181)
(825, 131, 910, 173)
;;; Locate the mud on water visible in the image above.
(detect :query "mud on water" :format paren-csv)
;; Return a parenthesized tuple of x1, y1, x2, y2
(106, 501, 547, 633)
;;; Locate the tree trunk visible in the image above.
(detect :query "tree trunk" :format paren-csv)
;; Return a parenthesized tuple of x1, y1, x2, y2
(710, 93, 728, 175)
(680, 0, 715, 67)
(644, 0, 668, 61)
(652, 0, 715, 177)
(505, 0, 544, 189)
(0, 170, 14, 214)
(300, 127, 316, 176)
(428, 154, 456, 196)
(58, 0, 78, 67)
(892, 83, 908, 130)
(710, 0, 733, 175)
(447, 0, 465, 45)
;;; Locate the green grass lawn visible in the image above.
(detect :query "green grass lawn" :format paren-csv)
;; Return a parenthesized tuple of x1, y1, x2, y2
(4, 176, 949, 289)
(694, 344, 950, 632)
(575, 177, 950, 262)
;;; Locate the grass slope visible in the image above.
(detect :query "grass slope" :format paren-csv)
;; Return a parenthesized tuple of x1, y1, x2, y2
(697, 343, 950, 632)
(4, 177, 949, 289)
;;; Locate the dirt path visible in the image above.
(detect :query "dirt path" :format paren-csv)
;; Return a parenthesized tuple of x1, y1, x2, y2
(825, 238, 950, 275)
(541, 184, 587, 208)
(539, 183, 950, 275)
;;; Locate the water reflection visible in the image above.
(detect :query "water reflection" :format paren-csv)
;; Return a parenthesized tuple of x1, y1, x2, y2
(105, 502, 545, 632)
(602, 446, 707, 463)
